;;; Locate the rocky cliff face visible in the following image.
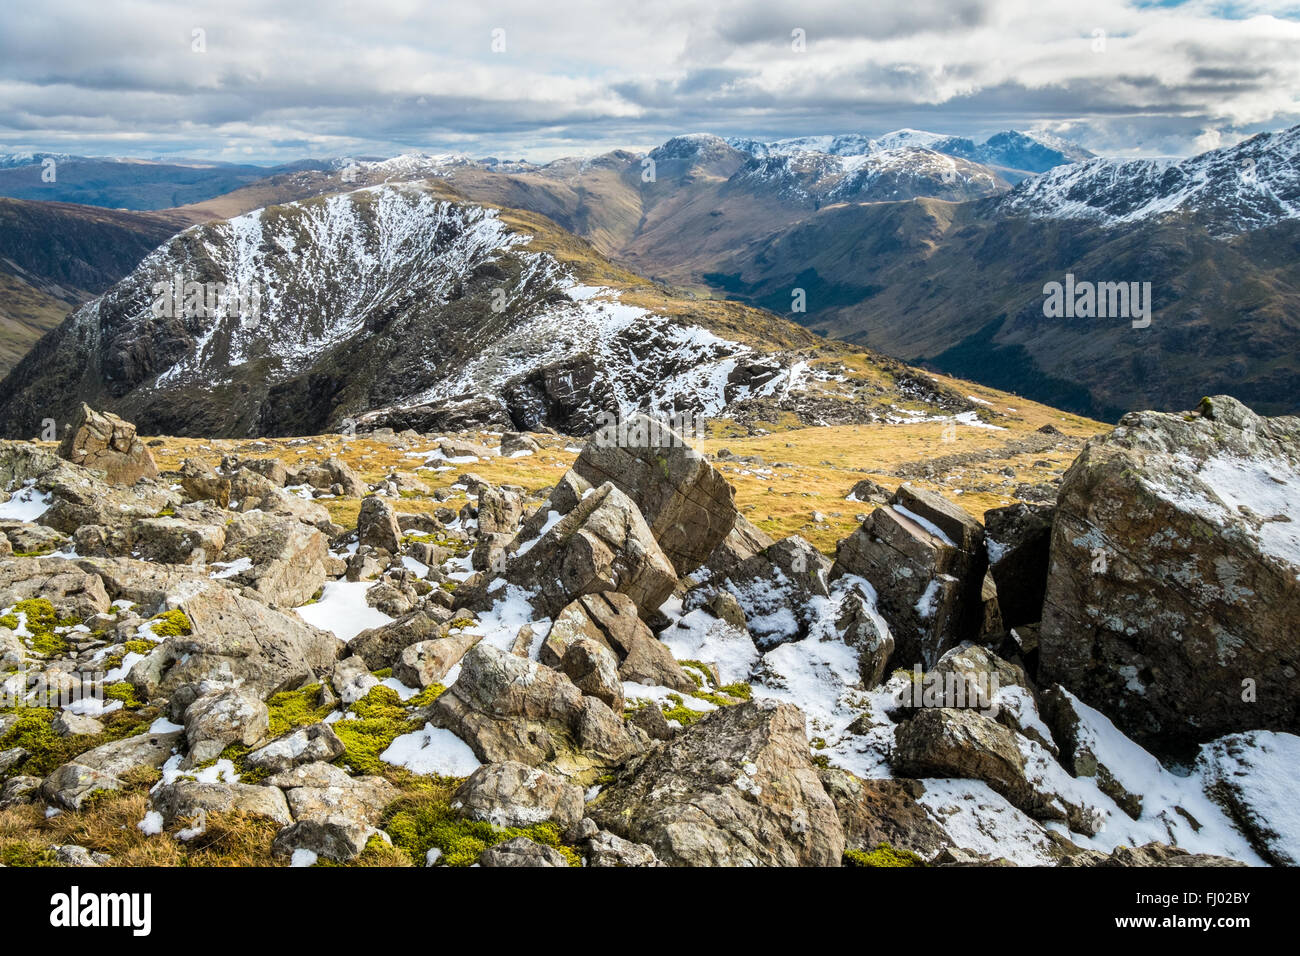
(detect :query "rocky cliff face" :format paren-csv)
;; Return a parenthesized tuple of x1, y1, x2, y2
(0, 182, 869, 440)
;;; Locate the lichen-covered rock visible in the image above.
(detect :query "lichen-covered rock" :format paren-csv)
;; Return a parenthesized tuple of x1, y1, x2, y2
(350, 604, 454, 671)
(585, 829, 664, 867)
(571, 414, 737, 576)
(1058, 842, 1248, 867)
(453, 760, 585, 828)
(892, 707, 1102, 834)
(542, 591, 692, 692)
(151, 779, 293, 828)
(393, 630, 481, 689)
(179, 457, 231, 508)
(41, 763, 120, 811)
(217, 511, 329, 608)
(426, 642, 639, 782)
(587, 698, 844, 867)
(477, 836, 568, 867)
(357, 495, 403, 553)
(244, 723, 346, 774)
(127, 585, 343, 702)
(183, 688, 270, 766)
(557, 637, 625, 711)
(57, 404, 158, 485)
(1040, 395, 1300, 749)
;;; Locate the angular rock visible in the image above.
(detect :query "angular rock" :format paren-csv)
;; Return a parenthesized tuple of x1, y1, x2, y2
(357, 495, 402, 553)
(453, 761, 585, 829)
(244, 723, 346, 774)
(587, 698, 844, 867)
(180, 458, 231, 508)
(558, 637, 625, 712)
(427, 642, 639, 782)
(218, 511, 329, 607)
(585, 830, 665, 867)
(393, 630, 481, 689)
(183, 688, 270, 766)
(41, 763, 120, 811)
(571, 414, 737, 575)
(57, 404, 159, 485)
(832, 485, 987, 667)
(499, 482, 677, 619)
(542, 591, 693, 692)
(719, 536, 830, 648)
(819, 769, 952, 859)
(350, 605, 454, 671)
(1041, 396, 1300, 748)
(152, 779, 293, 827)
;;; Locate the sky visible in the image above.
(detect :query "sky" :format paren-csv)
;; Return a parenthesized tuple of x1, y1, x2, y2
(2, 0, 1299, 164)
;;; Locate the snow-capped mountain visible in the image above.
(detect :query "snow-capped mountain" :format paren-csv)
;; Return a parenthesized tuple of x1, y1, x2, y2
(0, 182, 867, 438)
(725, 128, 1093, 175)
(997, 125, 1300, 235)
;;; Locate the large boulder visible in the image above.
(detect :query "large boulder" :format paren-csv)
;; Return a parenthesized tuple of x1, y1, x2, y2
(541, 591, 693, 692)
(587, 698, 844, 867)
(56, 404, 158, 485)
(496, 482, 678, 619)
(571, 414, 737, 575)
(819, 769, 952, 860)
(1040, 396, 1300, 749)
(217, 511, 330, 607)
(151, 779, 293, 827)
(892, 707, 1103, 834)
(452, 761, 585, 829)
(357, 495, 402, 553)
(128, 584, 343, 701)
(393, 630, 482, 689)
(426, 642, 639, 782)
(832, 485, 987, 667)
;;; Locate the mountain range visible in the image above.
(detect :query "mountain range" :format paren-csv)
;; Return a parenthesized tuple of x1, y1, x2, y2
(1, 125, 1296, 426)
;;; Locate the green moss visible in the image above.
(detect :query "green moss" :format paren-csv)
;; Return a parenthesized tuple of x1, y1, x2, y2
(331, 686, 418, 776)
(406, 683, 446, 709)
(105, 682, 144, 709)
(384, 795, 581, 867)
(372, 667, 393, 680)
(156, 506, 176, 517)
(718, 682, 752, 700)
(147, 609, 192, 638)
(264, 684, 334, 738)
(2, 599, 69, 657)
(660, 694, 705, 727)
(0, 706, 155, 777)
(843, 844, 927, 867)
(0, 844, 57, 867)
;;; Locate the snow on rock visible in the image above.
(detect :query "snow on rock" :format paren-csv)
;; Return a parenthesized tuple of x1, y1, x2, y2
(382, 722, 482, 776)
(294, 580, 392, 642)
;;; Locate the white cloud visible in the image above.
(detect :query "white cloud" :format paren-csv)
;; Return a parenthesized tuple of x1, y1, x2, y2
(1, 0, 1297, 161)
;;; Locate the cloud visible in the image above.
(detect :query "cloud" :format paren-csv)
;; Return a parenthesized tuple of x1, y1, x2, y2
(1, 0, 1297, 161)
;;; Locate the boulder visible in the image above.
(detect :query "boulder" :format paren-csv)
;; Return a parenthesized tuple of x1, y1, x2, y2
(357, 495, 402, 553)
(542, 591, 693, 692)
(75, 730, 182, 777)
(452, 761, 585, 828)
(892, 707, 1102, 834)
(587, 698, 844, 867)
(56, 404, 158, 485)
(1040, 396, 1300, 748)
(1196, 730, 1300, 867)
(183, 689, 270, 766)
(426, 642, 639, 782)
(217, 511, 329, 607)
(832, 485, 987, 667)
(179, 458, 231, 508)
(350, 605, 454, 671)
(151, 779, 293, 827)
(477, 836, 568, 867)
(476, 486, 524, 536)
(571, 414, 737, 575)
(498, 482, 678, 619)
(393, 630, 481, 689)
(1058, 843, 1248, 867)
(127, 585, 343, 702)
(41, 763, 120, 811)
(299, 457, 367, 497)
(584, 830, 665, 867)
(244, 723, 346, 774)
(129, 516, 227, 565)
(558, 637, 625, 711)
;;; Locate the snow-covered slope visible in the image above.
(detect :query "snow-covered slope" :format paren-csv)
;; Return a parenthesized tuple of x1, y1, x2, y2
(998, 126, 1300, 235)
